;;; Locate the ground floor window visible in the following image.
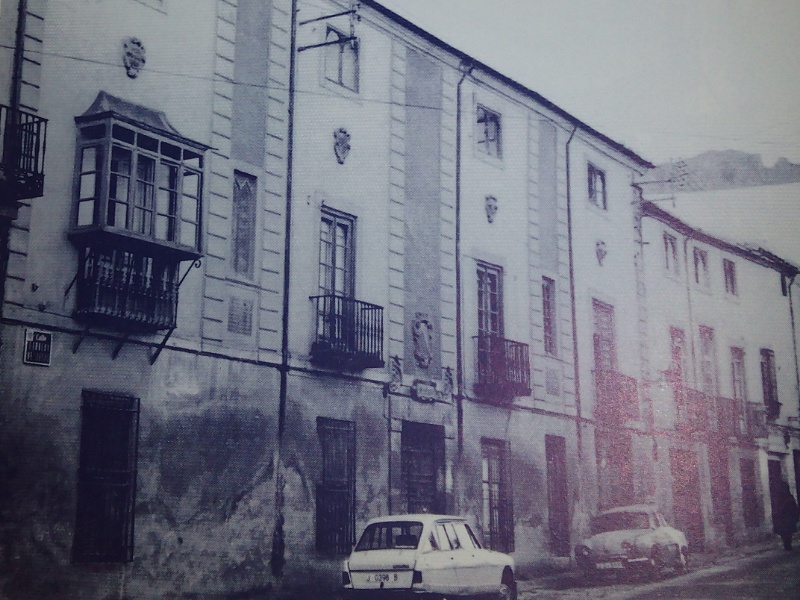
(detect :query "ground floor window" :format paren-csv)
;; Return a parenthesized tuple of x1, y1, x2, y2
(482, 438, 514, 553)
(316, 417, 356, 555)
(72, 391, 140, 563)
(401, 421, 445, 514)
(740, 458, 762, 528)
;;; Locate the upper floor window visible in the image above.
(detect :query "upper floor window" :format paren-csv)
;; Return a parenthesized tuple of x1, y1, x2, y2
(587, 164, 606, 209)
(477, 262, 503, 338)
(319, 207, 355, 297)
(73, 93, 205, 254)
(232, 172, 257, 278)
(698, 325, 717, 396)
(663, 233, 679, 273)
(760, 348, 780, 419)
(325, 27, 359, 92)
(693, 247, 709, 287)
(723, 258, 737, 296)
(542, 277, 557, 356)
(476, 105, 502, 158)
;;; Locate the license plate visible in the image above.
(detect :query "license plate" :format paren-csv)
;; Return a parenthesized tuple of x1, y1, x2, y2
(597, 561, 623, 570)
(366, 572, 398, 584)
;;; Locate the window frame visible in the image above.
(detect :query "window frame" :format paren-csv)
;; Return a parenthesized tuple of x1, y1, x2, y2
(542, 276, 557, 356)
(760, 348, 780, 418)
(72, 390, 140, 564)
(318, 206, 356, 298)
(324, 26, 359, 93)
(587, 163, 607, 209)
(477, 261, 504, 339)
(231, 171, 258, 279)
(692, 247, 709, 287)
(698, 325, 718, 396)
(315, 417, 356, 555)
(723, 258, 737, 296)
(476, 104, 502, 159)
(480, 438, 515, 553)
(663, 232, 679, 274)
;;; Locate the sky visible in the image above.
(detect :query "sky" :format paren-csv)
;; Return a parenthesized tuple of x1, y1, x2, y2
(376, 0, 800, 167)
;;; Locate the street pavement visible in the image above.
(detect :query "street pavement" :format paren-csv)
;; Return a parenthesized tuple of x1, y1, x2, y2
(517, 540, 800, 599)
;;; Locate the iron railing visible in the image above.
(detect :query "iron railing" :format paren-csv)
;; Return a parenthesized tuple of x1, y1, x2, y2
(716, 396, 740, 437)
(473, 334, 531, 401)
(75, 246, 178, 331)
(593, 370, 639, 423)
(675, 389, 711, 432)
(315, 486, 355, 555)
(309, 295, 384, 370)
(744, 403, 768, 438)
(1, 103, 47, 201)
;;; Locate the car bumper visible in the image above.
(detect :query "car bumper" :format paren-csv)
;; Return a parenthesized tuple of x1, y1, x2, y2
(577, 554, 654, 572)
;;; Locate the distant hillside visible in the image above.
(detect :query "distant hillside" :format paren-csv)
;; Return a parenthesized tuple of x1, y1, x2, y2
(640, 150, 800, 193)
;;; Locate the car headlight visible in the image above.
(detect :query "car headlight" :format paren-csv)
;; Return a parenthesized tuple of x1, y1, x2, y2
(575, 544, 591, 557)
(621, 540, 633, 554)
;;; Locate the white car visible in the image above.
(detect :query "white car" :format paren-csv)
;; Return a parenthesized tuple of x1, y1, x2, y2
(342, 514, 516, 599)
(574, 504, 688, 578)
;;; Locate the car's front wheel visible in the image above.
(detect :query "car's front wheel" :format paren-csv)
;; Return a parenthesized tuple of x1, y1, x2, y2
(498, 568, 517, 600)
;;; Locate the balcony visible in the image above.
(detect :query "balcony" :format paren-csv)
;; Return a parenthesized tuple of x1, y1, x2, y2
(0, 104, 47, 207)
(675, 389, 711, 433)
(473, 334, 531, 402)
(715, 396, 741, 437)
(74, 246, 178, 332)
(309, 295, 384, 371)
(743, 403, 768, 439)
(593, 370, 639, 424)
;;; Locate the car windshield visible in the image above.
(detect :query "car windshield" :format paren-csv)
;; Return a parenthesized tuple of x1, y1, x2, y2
(591, 511, 651, 534)
(355, 521, 423, 551)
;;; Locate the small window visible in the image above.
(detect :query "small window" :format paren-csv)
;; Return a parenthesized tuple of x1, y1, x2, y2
(73, 391, 140, 563)
(476, 105, 502, 158)
(693, 247, 709, 287)
(542, 277, 557, 356)
(324, 27, 359, 92)
(663, 233, 679, 273)
(723, 259, 737, 296)
(232, 172, 257, 278)
(588, 164, 606, 209)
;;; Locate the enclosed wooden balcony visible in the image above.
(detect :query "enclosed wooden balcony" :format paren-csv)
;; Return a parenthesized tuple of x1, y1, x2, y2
(0, 104, 47, 206)
(309, 295, 384, 371)
(473, 334, 531, 402)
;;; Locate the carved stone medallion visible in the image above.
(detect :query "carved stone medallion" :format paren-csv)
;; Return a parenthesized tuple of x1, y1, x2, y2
(333, 128, 351, 164)
(595, 240, 607, 265)
(122, 37, 146, 79)
(485, 195, 498, 223)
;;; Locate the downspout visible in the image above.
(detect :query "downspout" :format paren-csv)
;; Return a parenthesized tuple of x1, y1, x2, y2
(787, 274, 800, 423)
(565, 124, 580, 457)
(270, 0, 298, 579)
(454, 60, 473, 455)
(682, 234, 698, 389)
(1, 0, 28, 320)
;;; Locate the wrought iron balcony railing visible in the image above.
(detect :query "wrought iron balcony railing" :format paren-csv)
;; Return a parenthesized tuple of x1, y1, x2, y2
(1, 103, 47, 202)
(744, 403, 768, 439)
(675, 388, 711, 433)
(74, 246, 178, 331)
(309, 295, 384, 371)
(715, 396, 741, 437)
(473, 334, 531, 402)
(593, 370, 639, 424)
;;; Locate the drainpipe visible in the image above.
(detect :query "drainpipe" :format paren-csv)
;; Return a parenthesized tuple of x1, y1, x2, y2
(681, 234, 698, 389)
(565, 124, 580, 457)
(787, 274, 800, 423)
(454, 60, 473, 455)
(270, 0, 298, 579)
(1, 0, 28, 320)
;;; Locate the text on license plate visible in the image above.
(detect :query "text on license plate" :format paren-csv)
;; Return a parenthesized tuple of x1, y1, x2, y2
(366, 572, 400, 583)
(597, 561, 623, 570)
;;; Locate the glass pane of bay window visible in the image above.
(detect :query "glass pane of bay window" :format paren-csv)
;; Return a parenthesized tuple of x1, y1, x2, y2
(134, 155, 156, 235)
(180, 170, 200, 248)
(77, 146, 100, 226)
(156, 162, 178, 241)
(108, 146, 131, 228)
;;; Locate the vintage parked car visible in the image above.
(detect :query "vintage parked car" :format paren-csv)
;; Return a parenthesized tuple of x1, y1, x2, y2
(574, 504, 688, 578)
(342, 514, 517, 599)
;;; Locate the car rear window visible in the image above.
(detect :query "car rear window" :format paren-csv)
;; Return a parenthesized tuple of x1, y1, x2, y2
(591, 511, 651, 534)
(355, 521, 423, 551)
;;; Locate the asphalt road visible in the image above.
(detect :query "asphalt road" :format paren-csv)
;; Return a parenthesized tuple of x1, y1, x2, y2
(518, 547, 800, 600)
